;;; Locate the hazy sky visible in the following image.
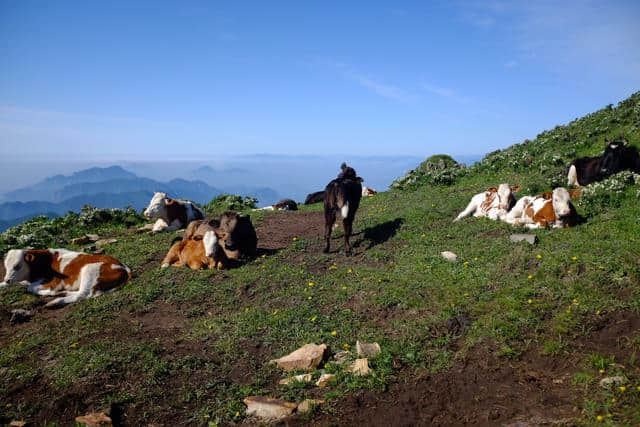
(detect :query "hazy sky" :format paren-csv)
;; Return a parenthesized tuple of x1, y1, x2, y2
(1, 0, 639, 161)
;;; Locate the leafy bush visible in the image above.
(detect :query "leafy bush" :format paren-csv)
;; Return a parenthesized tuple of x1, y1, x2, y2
(392, 154, 467, 190)
(0, 205, 144, 256)
(576, 171, 640, 216)
(202, 194, 258, 216)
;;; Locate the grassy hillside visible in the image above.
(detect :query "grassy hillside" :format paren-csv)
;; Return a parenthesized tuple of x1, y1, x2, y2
(1, 92, 640, 426)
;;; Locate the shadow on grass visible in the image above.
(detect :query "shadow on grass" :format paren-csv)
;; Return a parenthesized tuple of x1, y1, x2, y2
(357, 218, 404, 249)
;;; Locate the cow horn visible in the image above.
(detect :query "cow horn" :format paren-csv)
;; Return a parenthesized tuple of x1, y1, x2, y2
(24, 253, 35, 263)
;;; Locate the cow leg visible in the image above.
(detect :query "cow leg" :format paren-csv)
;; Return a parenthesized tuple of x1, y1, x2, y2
(27, 282, 63, 296)
(152, 218, 169, 232)
(161, 243, 182, 268)
(343, 218, 353, 255)
(453, 195, 480, 222)
(324, 208, 336, 253)
(45, 264, 101, 307)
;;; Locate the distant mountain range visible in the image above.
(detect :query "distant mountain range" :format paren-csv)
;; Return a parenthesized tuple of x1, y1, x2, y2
(0, 165, 281, 231)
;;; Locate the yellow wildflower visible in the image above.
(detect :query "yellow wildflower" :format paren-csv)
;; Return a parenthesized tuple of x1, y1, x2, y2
(331, 330, 337, 336)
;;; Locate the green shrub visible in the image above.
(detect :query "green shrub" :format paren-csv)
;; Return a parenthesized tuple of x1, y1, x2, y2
(0, 205, 144, 256)
(392, 154, 467, 189)
(202, 194, 258, 216)
(576, 171, 640, 216)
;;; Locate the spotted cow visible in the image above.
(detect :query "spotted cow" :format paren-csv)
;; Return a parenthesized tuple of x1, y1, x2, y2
(503, 187, 579, 229)
(453, 184, 517, 222)
(1, 249, 131, 307)
(143, 192, 204, 232)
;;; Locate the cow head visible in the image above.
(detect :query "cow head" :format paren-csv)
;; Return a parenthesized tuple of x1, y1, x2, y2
(1, 249, 31, 285)
(202, 230, 218, 258)
(551, 187, 573, 218)
(601, 139, 626, 176)
(143, 192, 170, 220)
(339, 163, 358, 180)
(496, 183, 517, 211)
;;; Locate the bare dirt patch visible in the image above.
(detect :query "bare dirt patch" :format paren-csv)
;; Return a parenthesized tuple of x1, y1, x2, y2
(255, 211, 324, 251)
(303, 343, 576, 426)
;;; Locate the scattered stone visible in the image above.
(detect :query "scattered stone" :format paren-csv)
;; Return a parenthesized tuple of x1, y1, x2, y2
(96, 238, 118, 247)
(441, 251, 457, 262)
(599, 376, 627, 388)
(244, 396, 297, 421)
(71, 236, 92, 245)
(10, 309, 34, 324)
(9, 421, 27, 427)
(315, 373, 335, 388)
(278, 373, 313, 385)
(356, 341, 381, 358)
(349, 358, 372, 376)
(510, 234, 538, 245)
(86, 234, 100, 242)
(75, 412, 112, 426)
(297, 399, 325, 414)
(333, 350, 351, 364)
(270, 343, 327, 371)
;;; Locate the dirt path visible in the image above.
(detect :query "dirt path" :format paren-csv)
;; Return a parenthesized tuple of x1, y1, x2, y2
(255, 210, 324, 250)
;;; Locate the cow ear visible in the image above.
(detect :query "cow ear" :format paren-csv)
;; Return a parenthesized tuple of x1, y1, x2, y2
(568, 189, 582, 200)
(24, 253, 35, 263)
(487, 187, 497, 192)
(510, 185, 521, 193)
(166, 198, 175, 205)
(541, 191, 553, 200)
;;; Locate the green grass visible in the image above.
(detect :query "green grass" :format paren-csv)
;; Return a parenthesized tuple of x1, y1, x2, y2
(1, 91, 640, 425)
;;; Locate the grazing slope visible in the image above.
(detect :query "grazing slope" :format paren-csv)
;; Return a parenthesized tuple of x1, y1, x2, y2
(1, 92, 640, 425)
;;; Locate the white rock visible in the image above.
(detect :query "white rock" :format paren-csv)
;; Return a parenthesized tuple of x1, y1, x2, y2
(270, 343, 327, 371)
(75, 412, 113, 426)
(349, 358, 372, 376)
(599, 376, 627, 388)
(244, 396, 297, 421)
(297, 399, 324, 414)
(356, 341, 381, 358)
(278, 373, 313, 385)
(315, 373, 335, 388)
(441, 251, 458, 262)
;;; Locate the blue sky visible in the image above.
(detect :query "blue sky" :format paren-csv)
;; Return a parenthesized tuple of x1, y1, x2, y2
(1, 0, 639, 161)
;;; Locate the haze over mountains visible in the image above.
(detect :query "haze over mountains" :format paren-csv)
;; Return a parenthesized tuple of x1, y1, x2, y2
(0, 154, 481, 231)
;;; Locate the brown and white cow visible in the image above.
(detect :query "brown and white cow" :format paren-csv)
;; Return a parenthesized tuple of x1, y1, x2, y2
(161, 231, 227, 270)
(143, 192, 204, 232)
(502, 187, 579, 229)
(453, 183, 517, 222)
(182, 212, 258, 261)
(0, 249, 131, 307)
(361, 186, 377, 197)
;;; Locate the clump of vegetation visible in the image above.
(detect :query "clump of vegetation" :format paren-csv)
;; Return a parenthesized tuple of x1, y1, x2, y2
(576, 170, 640, 216)
(203, 194, 258, 216)
(392, 154, 467, 189)
(0, 205, 144, 256)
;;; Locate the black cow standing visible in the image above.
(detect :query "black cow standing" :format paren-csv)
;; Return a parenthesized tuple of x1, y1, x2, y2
(568, 139, 639, 186)
(323, 163, 363, 255)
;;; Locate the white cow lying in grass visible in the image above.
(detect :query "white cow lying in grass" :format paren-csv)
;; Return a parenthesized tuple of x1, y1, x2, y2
(1, 249, 131, 307)
(502, 187, 578, 229)
(453, 183, 517, 222)
(143, 192, 204, 232)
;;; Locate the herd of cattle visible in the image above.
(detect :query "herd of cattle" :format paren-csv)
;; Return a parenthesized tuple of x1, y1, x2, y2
(1, 140, 639, 307)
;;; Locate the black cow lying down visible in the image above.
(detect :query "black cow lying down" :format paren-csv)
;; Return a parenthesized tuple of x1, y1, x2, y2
(568, 139, 640, 186)
(323, 163, 363, 255)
